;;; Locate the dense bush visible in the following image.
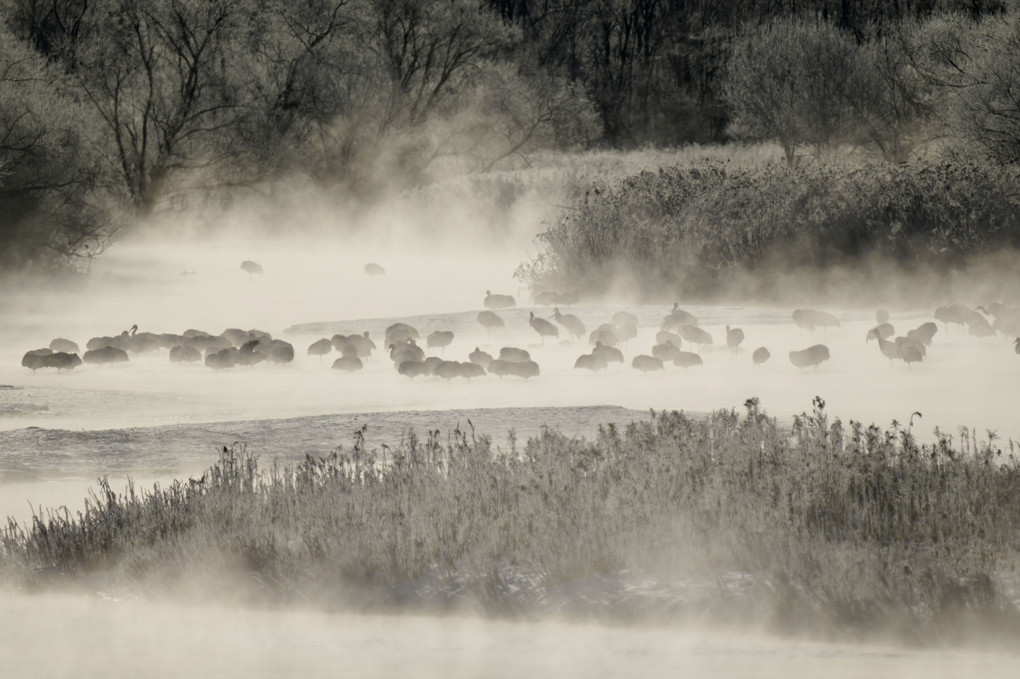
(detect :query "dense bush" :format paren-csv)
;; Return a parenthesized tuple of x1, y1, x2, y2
(3, 400, 1019, 643)
(518, 160, 1020, 300)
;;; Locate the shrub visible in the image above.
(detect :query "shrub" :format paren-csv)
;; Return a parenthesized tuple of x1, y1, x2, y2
(518, 160, 1020, 301)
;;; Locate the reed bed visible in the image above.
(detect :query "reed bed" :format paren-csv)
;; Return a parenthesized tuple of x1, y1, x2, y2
(3, 399, 1019, 645)
(396, 145, 784, 241)
(518, 160, 1020, 303)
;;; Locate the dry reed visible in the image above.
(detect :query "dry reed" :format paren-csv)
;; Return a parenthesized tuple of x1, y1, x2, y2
(2, 399, 1018, 645)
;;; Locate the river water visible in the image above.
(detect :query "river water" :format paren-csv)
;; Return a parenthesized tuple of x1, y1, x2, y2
(1, 234, 1018, 675)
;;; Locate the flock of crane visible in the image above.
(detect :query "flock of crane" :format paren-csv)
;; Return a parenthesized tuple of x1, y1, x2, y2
(18, 280, 1020, 380)
(21, 324, 298, 372)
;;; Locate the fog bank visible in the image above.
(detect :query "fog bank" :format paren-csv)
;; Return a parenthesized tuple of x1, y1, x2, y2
(1, 592, 1017, 679)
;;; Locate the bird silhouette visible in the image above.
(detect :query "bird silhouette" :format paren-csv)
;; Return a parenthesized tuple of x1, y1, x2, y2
(384, 322, 419, 346)
(679, 325, 712, 348)
(484, 290, 516, 309)
(389, 340, 425, 365)
(21, 348, 53, 371)
(896, 338, 924, 368)
(332, 355, 364, 372)
(476, 311, 505, 337)
(307, 338, 333, 358)
(511, 360, 541, 379)
(574, 352, 609, 372)
(613, 311, 638, 327)
(529, 312, 559, 344)
(498, 347, 531, 363)
(469, 348, 494, 369)
(907, 322, 937, 346)
(426, 331, 454, 354)
(397, 360, 427, 379)
(589, 324, 619, 347)
(661, 304, 698, 332)
(789, 344, 830, 370)
(205, 348, 237, 370)
(592, 342, 624, 364)
(49, 338, 79, 354)
(434, 360, 463, 380)
(726, 325, 744, 355)
(673, 351, 703, 368)
(652, 341, 681, 362)
(553, 308, 585, 339)
(866, 323, 895, 342)
(84, 346, 130, 365)
(50, 352, 82, 371)
(632, 355, 665, 373)
(169, 345, 202, 363)
(656, 330, 682, 347)
(341, 332, 376, 358)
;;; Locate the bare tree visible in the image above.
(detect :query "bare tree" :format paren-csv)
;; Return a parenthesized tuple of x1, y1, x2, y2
(475, 68, 599, 170)
(1, 0, 90, 56)
(67, 0, 254, 214)
(366, 0, 517, 127)
(954, 13, 1020, 163)
(266, 0, 522, 191)
(910, 11, 1020, 163)
(253, 1, 356, 135)
(577, 0, 669, 146)
(427, 63, 600, 173)
(847, 22, 939, 163)
(0, 26, 117, 267)
(722, 18, 857, 166)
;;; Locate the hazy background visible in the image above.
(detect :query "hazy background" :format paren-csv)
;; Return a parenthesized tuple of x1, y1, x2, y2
(3, 590, 1019, 679)
(4, 1, 1020, 675)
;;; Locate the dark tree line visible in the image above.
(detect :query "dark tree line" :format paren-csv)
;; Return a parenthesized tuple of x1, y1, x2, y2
(483, 0, 1008, 147)
(0, 0, 1017, 268)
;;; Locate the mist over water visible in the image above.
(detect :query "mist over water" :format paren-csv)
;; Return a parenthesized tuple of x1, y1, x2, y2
(3, 195, 1020, 675)
(3, 229, 1016, 441)
(3, 217, 1019, 531)
(3, 590, 1019, 679)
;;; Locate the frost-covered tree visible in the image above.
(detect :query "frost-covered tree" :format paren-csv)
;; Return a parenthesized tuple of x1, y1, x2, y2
(722, 18, 857, 166)
(847, 23, 939, 163)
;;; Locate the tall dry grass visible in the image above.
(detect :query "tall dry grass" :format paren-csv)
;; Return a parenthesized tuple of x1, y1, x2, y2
(518, 159, 1020, 303)
(2, 401, 1019, 644)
